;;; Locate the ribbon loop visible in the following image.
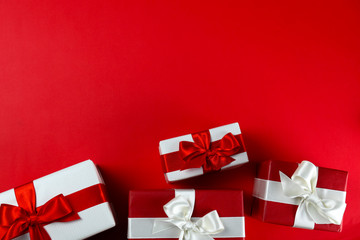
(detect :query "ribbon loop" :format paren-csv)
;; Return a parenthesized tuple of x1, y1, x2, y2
(0, 182, 80, 240)
(153, 194, 224, 240)
(279, 161, 346, 227)
(195, 210, 224, 235)
(179, 131, 241, 172)
(163, 195, 193, 221)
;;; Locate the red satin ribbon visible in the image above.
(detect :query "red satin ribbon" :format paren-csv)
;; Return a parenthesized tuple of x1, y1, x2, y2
(0, 182, 108, 240)
(178, 130, 244, 172)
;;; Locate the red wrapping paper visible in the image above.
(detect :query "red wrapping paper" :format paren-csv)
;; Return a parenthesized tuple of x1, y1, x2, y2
(128, 189, 245, 240)
(252, 160, 348, 232)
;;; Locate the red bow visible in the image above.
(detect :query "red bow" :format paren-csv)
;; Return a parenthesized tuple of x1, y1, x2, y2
(179, 131, 242, 172)
(0, 182, 80, 240)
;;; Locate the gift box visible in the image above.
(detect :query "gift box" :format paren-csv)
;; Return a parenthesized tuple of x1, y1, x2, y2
(252, 160, 348, 232)
(128, 189, 245, 239)
(0, 160, 116, 239)
(159, 122, 248, 182)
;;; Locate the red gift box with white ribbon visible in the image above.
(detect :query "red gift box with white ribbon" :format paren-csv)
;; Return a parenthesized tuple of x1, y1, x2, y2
(252, 160, 348, 232)
(159, 123, 249, 182)
(128, 189, 245, 239)
(0, 160, 116, 239)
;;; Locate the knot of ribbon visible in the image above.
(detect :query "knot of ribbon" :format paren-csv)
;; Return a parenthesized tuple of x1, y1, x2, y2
(0, 182, 80, 240)
(279, 161, 346, 227)
(179, 131, 242, 172)
(153, 194, 224, 240)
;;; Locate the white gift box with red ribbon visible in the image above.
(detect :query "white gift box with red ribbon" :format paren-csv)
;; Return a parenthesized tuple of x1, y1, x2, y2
(0, 160, 116, 239)
(159, 123, 249, 182)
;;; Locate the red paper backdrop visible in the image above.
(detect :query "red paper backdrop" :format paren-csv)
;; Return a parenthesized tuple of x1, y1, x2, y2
(0, 1, 359, 239)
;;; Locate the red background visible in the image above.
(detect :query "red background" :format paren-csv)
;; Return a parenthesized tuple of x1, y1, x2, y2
(0, 1, 359, 239)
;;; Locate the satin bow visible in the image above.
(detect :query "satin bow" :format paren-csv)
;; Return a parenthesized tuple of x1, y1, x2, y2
(153, 195, 224, 240)
(279, 161, 346, 227)
(179, 131, 242, 172)
(0, 182, 79, 240)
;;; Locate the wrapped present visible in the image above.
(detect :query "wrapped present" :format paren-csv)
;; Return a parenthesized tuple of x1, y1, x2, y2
(252, 160, 348, 232)
(0, 160, 116, 239)
(128, 189, 245, 239)
(159, 122, 248, 182)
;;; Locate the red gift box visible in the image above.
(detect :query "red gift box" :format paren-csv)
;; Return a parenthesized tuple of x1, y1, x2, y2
(252, 160, 348, 232)
(128, 189, 245, 239)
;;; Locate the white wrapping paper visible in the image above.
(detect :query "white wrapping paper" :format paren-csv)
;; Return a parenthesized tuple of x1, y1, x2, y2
(0, 160, 116, 240)
(159, 123, 249, 182)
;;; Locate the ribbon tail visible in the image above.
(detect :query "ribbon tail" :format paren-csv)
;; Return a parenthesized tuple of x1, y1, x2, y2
(306, 199, 347, 225)
(178, 230, 185, 240)
(29, 224, 51, 240)
(293, 200, 315, 229)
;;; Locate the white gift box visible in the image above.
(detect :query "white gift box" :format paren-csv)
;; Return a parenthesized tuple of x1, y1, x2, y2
(159, 123, 249, 182)
(0, 160, 116, 240)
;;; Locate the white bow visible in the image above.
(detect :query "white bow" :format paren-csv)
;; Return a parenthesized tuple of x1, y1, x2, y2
(153, 195, 224, 240)
(279, 161, 346, 227)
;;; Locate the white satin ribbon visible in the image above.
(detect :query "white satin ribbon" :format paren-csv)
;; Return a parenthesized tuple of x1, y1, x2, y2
(152, 193, 224, 240)
(280, 161, 347, 228)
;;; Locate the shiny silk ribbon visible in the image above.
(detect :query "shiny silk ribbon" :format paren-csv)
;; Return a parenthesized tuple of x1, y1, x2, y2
(0, 182, 80, 240)
(280, 161, 347, 227)
(153, 194, 224, 240)
(179, 131, 242, 172)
